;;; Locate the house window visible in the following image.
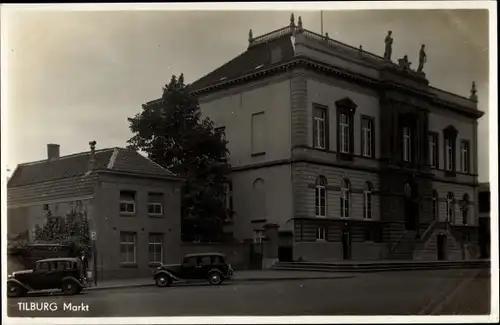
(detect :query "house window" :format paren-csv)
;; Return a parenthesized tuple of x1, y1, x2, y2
(444, 138, 454, 171)
(403, 126, 411, 162)
(313, 106, 327, 149)
(253, 230, 264, 244)
(251, 112, 265, 155)
(446, 192, 454, 223)
(432, 190, 439, 221)
(148, 192, 163, 216)
(340, 179, 350, 218)
(316, 226, 326, 241)
(215, 126, 227, 159)
(462, 194, 469, 225)
(224, 181, 234, 216)
(460, 140, 470, 173)
(361, 117, 374, 158)
(363, 182, 373, 219)
(428, 133, 438, 168)
(339, 113, 350, 153)
(120, 232, 137, 264)
(119, 191, 136, 215)
(315, 176, 327, 217)
(149, 233, 163, 264)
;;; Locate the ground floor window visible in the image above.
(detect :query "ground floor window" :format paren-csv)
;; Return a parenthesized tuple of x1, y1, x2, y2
(120, 232, 137, 264)
(316, 226, 326, 241)
(253, 230, 264, 244)
(149, 233, 163, 264)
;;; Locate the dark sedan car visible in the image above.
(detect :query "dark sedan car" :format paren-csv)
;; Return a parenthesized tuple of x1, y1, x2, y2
(153, 253, 234, 287)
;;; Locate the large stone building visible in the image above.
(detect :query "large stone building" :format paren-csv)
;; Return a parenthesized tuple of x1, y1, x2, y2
(7, 142, 183, 279)
(147, 15, 485, 262)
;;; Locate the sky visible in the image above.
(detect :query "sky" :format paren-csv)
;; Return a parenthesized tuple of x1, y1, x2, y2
(1, 6, 491, 182)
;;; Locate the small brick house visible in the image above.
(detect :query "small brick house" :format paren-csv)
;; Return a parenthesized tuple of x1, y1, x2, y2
(7, 142, 183, 280)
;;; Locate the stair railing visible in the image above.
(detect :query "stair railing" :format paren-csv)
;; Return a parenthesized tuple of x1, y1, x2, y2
(390, 231, 407, 254)
(419, 220, 439, 244)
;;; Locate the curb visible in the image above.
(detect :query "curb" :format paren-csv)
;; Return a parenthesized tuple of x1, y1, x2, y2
(85, 275, 354, 292)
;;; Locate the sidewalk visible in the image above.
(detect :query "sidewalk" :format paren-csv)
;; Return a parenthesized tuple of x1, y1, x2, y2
(85, 270, 354, 291)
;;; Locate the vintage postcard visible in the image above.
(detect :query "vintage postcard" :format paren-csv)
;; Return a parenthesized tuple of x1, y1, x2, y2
(1, 1, 497, 324)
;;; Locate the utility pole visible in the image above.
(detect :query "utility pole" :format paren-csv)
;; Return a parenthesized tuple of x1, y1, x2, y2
(321, 10, 324, 35)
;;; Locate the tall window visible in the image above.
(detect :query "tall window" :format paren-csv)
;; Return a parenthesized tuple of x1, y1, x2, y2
(432, 190, 439, 221)
(460, 140, 470, 173)
(313, 106, 327, 149)
(444, 137, 454, 171)
(251, 112, 265, 155)
(446, 192, 454, 223)
(363, 182, 373, 219)
(315, 176, 327, 217)
(148, 192, 164, 216)
(361, 117, 374, 158)
(339, 113, 350, 153)
(428, 133, 438, 168)
(215, 126, 227, 159)
(316, 226, 326, 241)
(461, 194, 469, 225)
(149, 233, 163, 264)
(119, 191, 136, 215)
(120, 232, 137, 264)
(224, 181, 233, 213)
(340, 179, 350, 218)
(403, 126, 411, 162)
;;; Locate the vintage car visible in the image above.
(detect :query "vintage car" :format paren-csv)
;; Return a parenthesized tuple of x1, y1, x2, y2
(153, 253, 234, 287)
(7, 257, 87, 297)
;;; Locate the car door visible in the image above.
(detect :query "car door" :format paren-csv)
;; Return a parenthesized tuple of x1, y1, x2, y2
(197, 256, 212, 280)
(181, 257, 198, 280)
(44, 261, 62, 288)
(29, 262, 50, 290)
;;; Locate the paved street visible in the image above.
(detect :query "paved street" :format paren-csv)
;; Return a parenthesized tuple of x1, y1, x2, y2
(7, 269, 490, 317)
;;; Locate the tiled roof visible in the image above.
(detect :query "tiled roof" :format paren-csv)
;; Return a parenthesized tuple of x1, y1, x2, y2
(8, 147, 177, 188)
(189, 33, 295, 92)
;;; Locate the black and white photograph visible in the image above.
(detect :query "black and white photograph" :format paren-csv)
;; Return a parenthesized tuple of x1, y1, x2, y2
(1, 2, 498, 323)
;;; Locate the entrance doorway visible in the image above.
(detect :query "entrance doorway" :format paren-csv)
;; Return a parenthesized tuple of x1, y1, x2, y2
(278, 232, 294, 262)
(341, 230, 352, 260)
(437, 234, 447, 260)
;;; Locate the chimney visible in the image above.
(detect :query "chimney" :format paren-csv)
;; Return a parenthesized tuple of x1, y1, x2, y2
(47, 144, 60, 161)
(88, 141, 97, 171)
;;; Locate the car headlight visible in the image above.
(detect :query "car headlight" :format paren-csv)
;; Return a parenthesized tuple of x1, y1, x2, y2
(7, 274, 12, 279)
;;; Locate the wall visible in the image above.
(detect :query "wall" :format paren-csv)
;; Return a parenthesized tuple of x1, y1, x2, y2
(231, 164, 293, 240)
(432, 180, 477, 226)
(414, 229, 463, 261)
(198, 76, 292, 167)
(179, 243, 251, 270)
(94, 173, 182, 280)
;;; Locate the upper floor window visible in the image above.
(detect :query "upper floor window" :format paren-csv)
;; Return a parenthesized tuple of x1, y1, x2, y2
(339, 114, 350, 153)
(315, 176, 327, 217)
(215, 126, 227, 160)
(403, 126, 411, 162)
(251, 112, 266, 155)
(120, 191, 136, 215)
(460, 140, 470, 173)
(446, 192, 454, 223)
(148, 192, 164, 216)
(443, 125, 458, 173)
(363, 182, 373, 219)
(224, 181, 234, 214)
(428, 133, 438, 168)
(313, 105, 327, 149)
(340, 179, 350, 218)
(361, 117, 374, 158)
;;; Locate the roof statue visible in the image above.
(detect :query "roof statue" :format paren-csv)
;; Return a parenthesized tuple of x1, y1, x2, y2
(248, 29, 253, 44)
(383, 31, 393, 61)
(324, 32, 330, 40)
(469, 81, 478, 102)
(398, 55, 411, 71)
(417, 44, 427, 73)
(297, 16, 303, 30)
(290, 13, 295, 27)
(359, 45, 363, 56)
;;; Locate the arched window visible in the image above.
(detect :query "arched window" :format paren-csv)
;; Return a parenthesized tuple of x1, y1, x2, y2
(340, 179, 350, 218)
(446, 192, 454, 223)
(461, 194, 470, 225)
(363, 182, 373, 219)
(432, 190, 439, 221)
(253, 178, 266, 219)
(315, 176, 327, 217)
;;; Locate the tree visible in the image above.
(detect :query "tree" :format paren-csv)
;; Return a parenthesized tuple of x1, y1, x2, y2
(127, 74, 232, 242)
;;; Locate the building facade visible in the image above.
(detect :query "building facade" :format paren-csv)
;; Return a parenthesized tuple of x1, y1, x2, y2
(7, 142, 183, 280)
(147, 15, 485, 262)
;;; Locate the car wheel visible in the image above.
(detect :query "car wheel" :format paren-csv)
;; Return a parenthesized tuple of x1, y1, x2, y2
(62, 281, 79, 295)
(156, 275, 171, 287)
(208, 271, 223, 285)
(7, 283, 25, 298)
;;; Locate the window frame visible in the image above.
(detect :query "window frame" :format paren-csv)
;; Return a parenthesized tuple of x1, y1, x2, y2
(316, 226, 326, 241)
(428, 132, 439, 168)
(251, 112, 266, 156)
(335, 98, 357, 159)
(363, 182, 373, 220)
(120, 232, 137, 265)
(460, 140, 470, 174)
(148, 233, 163, 265)
(312, 105, 328, 150)
(253, 229, 264, 244)
(315, 176, 327, 218)
(119, 191, 136, 215)
(215, 126, 227, 160)
(361, 116, 375, 158)
(340, 179, 350, 219)
(403, 126, 412, 162)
